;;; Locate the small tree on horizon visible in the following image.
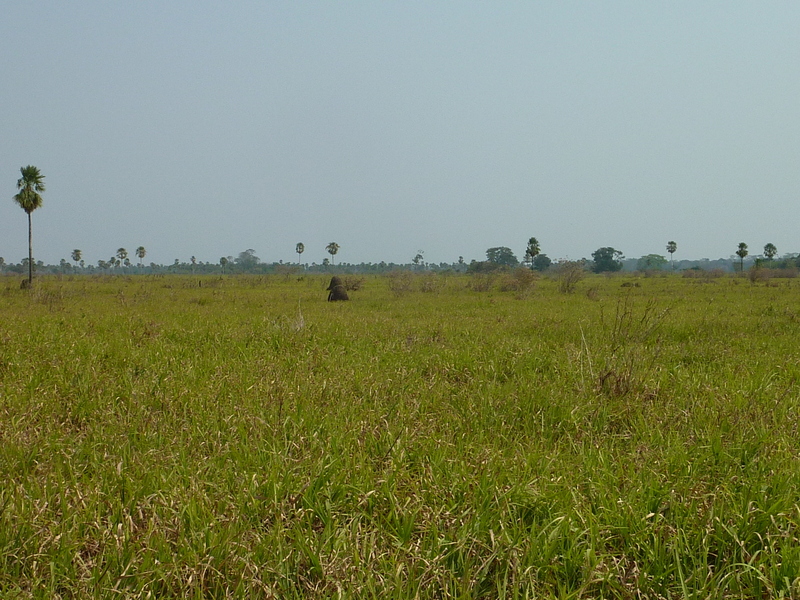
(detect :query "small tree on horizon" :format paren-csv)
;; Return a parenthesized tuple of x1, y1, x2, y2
(591, 247, 624, 273)
(412, 250, 424, 268)
(763, 243, 777, 261)
(326, 242, 340, 265)
(736, 242, 749, 272)
(532, 254, 552, 272)
(296, 242, 305, 264)
(666, 241, 677, 270)
(486, 247, 519, 267)
(524, 237, 540, 267)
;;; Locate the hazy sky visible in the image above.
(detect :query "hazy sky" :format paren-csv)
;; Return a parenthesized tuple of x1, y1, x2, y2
(2, 2, 799, 266)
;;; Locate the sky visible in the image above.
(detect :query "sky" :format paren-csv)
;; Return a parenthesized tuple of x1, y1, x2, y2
(2, 2, 799, 267)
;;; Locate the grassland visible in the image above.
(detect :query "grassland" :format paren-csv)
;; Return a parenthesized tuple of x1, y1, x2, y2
(1, 271, 799, 598)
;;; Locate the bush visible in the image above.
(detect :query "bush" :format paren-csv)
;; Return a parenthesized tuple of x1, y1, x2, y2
(553, 260, 586, 293)
(467, 260, 505, 274)
(499, 268, 536, 292)
(419, 273, 444, 293)
(343, 276, 365, 291)
(385, 270, 413, 295)
(467, 274, 494, 292)
(748, 267, 769, 284)
(682, 268, 725, 280)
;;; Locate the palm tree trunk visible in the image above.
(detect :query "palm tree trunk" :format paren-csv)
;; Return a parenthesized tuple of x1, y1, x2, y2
(27, 212, 33, 286)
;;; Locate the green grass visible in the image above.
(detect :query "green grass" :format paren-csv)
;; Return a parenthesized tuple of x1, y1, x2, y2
(1, 272, 800, 598)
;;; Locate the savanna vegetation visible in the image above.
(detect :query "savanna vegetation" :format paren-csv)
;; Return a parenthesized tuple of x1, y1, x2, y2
(2, 271, 800, 598)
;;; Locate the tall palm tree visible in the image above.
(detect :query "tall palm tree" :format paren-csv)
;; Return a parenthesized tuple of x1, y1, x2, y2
(666, 241, 677, 270)
(525, 237, 540, 266)
(296, 242, 305, 264)
(71, 249, 82, 269)
(13, 166, 45, 287)
(326, 242, 340, 265)
(763, 243, 777, 261)
(736, 242, 748, 272)
(135, 246, 146, 266)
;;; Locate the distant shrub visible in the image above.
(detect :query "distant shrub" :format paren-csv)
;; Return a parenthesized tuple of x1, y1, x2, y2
(468, 274, 494, 292)
(275, 264, 301, 279)
(499, 268, 536, 292)
(553, 260, 585, 294)
(386, 270, 413, 295)
(774, 268, 798, 278)
(419, 273, 444, 293)
(682, 268, 725, 279)
(756, 267, 797, 279)
(642, 269, 667, 278)
(343, 276, 365, 291)
(748, 267, 769, 284)
(467, 260, 506, 274)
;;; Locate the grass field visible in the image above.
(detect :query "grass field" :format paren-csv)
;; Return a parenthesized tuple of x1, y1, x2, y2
(1, 272, 800, 598)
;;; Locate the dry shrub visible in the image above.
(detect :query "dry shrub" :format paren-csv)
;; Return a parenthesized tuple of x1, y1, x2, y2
(386, 270, 413, 295)
(775, 268, 798, 278)
(554, 261, 585, 293)
(468, 274, 494, 292)
(418, 273, 444, 293)
(275, 264, 301, 279)
(590, 296, 671, 399)
(748, 267, 770, 284)
(759, 267, 797, 279)
(32, 286, 66, 311)
(342, 276, 365, 291)
(499, 267, 536, 292)
(682, 268, 725, 279)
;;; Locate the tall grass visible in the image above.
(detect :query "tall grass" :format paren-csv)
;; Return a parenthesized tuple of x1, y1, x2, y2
(1, 273, 799, 597)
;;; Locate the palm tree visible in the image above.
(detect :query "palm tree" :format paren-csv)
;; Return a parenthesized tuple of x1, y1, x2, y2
(666, 241, 677, 270)
(135, 246, 146, 266)
(13, 166, 46, 287)
(736, 242, 748, 272)
(220, 256, 228, 274)
(326, 242, 340, 265)
(71, 249, 82, 269)
(296, 242, 305, 264)
(191, 256, 197, 274)
(763, 243, 777, 261)
(117, 248, 128, 264)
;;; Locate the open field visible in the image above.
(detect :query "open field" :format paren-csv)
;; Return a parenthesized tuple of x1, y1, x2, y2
(1, 272, 800, 598)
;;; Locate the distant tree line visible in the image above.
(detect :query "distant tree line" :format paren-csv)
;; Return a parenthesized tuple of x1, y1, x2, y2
(5, 170, 794, 280)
